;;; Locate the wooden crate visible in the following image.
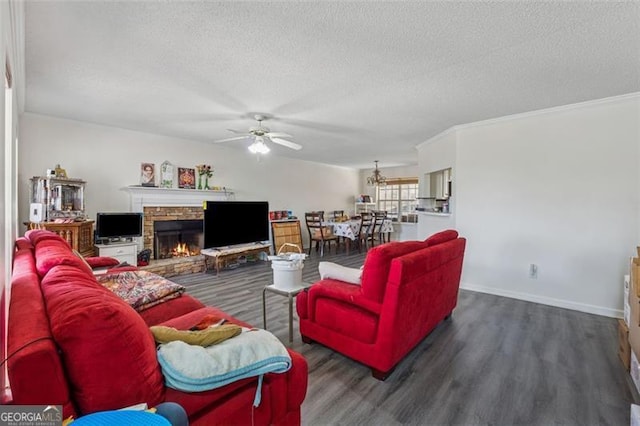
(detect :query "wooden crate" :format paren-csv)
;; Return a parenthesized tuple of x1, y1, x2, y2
(271, 220, 302, 253)
(633, 257, 640, 298)
(619, 318, 631, 371)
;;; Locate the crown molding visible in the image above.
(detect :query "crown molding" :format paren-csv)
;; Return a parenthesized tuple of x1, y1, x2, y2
(418, 91, 640, 148)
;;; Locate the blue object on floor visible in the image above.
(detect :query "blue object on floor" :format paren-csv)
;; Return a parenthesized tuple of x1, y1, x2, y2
(71, 410, 171, 425)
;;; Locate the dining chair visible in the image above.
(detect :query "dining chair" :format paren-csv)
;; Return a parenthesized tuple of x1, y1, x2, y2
(329, 210, 345, 221)
(350, 215, 366, 253)
(370, 211, 387, 247)
(356, 212, 373, 251)
(304, 211, 339, 257)
(328, 210, 346, 249)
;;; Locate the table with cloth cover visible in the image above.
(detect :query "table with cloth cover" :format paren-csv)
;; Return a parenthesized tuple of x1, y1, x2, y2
(323, 219, 394, 254)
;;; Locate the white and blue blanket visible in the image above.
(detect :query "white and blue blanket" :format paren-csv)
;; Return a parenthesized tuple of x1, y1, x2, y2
(157, 328, 291, 404)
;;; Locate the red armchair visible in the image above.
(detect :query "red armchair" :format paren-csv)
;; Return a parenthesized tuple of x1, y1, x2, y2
(296, 230, 466, 379)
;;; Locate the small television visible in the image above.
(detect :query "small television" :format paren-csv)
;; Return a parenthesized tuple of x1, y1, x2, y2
(96, 212, 143, 241)
(204, 201, 269, 248)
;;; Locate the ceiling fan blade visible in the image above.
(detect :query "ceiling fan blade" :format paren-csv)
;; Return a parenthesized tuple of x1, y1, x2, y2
(266, 132, 292, 138)
(212, 135, 250, 143)
(226, 128, 246, 134)
(270, 137, 302, 151)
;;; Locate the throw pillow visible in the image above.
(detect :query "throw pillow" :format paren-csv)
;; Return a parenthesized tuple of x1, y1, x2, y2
(150, 324, 242, 347)
(318, 261, 362, 285)
(85, 256, 120, 268)
(72, 249, 94, 271)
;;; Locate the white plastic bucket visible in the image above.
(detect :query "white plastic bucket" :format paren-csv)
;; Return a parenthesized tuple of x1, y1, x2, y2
(271, 260, 304, 290)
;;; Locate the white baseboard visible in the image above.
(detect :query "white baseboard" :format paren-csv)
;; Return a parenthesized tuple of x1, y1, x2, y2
(460, 282, 623, 319)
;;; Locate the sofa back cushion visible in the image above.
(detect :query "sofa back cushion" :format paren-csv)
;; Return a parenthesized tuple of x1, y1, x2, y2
(41, 264, 165, 414)
(14, 236, 33, 252)
(425, 229, 459, 247)
(360, 241, 429, 302)
(29, 232, 94, 278)
(26, 229, 69, 246)
(8, 241, 77, 418)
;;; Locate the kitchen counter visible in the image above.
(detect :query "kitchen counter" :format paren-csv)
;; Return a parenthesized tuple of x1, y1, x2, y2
(417, 211, 451, 217)
(394, 221, 417, 241)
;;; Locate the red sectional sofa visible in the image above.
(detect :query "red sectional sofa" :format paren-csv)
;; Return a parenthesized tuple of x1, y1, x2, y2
(296, 229, 466, 379)
(6, 230, 307, 425)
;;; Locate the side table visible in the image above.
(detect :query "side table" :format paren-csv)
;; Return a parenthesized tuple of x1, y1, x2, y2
(262, 282, 311, 344)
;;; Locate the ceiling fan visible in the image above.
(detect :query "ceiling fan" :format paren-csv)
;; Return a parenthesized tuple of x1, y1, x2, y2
(213, 114, 302, 154)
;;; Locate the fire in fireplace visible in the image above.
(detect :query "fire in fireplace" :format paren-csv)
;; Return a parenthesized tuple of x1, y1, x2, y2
(154, 220, 203, 260)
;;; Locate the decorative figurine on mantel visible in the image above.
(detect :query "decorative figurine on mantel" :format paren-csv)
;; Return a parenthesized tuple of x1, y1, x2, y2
(160, 161, 174, 188)
(196, 164, 213, 190)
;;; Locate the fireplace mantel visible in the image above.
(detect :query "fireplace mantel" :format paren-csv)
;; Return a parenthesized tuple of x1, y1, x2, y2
(122, 186, 234, 212)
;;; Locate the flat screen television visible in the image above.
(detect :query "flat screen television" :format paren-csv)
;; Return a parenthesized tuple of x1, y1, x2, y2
(96, 212, 143, 241)
(204, 201, 269, 248)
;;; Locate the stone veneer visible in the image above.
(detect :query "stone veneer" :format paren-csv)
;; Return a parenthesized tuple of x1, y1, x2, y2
(142, 206, 205, 277)
(140, 254, 208, 278)
(142, 206, 203, 252)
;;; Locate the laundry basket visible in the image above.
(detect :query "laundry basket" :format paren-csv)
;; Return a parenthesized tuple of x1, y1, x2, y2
(269, 243, 306, 290)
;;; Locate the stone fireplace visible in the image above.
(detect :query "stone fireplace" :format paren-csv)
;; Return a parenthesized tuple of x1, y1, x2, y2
(143, 206, 203, 259)
(123, 186, 233, 277)
(153, 219, 203, 259)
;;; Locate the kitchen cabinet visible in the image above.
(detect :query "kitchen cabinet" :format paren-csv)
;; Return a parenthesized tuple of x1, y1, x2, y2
(417, 168, 452, 213)
(420, 168, 451, 200)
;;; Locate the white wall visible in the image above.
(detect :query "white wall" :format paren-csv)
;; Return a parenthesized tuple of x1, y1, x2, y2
(1, 0, 24, 402)
(419, 94, 640, 317)
(19, 113, 360, 249)
(416, 131, 457, 239)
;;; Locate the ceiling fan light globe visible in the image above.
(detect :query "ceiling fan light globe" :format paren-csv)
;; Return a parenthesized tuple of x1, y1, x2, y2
(248, 139, 270, 154)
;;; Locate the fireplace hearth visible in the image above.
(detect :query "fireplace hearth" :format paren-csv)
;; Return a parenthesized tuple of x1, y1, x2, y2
(153, 219, 203, 260)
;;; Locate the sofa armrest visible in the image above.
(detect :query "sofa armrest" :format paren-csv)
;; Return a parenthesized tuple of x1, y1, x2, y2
(284, 349, 308, 411)
(306, 279, 382, 318)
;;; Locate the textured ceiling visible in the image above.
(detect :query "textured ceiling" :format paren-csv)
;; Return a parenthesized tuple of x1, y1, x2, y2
(24, 1, 640, 169)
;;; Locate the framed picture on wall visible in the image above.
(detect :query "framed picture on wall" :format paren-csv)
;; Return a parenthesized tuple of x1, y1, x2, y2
(178, 167, 196, 189)
(140, 163, 156, 187)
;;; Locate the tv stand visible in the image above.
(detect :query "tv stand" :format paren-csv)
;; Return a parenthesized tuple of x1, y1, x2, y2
(201, 243, 270, 275)
(95, 241, 137, 266)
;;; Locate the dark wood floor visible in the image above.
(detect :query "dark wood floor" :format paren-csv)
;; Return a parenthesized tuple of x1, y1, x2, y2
(172, 248, 635, 425)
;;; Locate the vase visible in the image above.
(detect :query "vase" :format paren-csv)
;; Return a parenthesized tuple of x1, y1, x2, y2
(197, 175, 202, 190)
(204, 176, 210, 190)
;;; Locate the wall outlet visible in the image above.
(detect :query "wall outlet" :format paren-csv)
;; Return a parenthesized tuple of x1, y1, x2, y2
(529, 264, 538, 279)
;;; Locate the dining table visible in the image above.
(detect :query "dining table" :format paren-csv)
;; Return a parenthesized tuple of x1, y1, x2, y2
(323, 218, 394, 254)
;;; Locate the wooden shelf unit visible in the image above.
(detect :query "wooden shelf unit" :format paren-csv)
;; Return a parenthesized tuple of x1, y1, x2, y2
(27, 220, 95, 257)
(354, 202, 377, 215)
